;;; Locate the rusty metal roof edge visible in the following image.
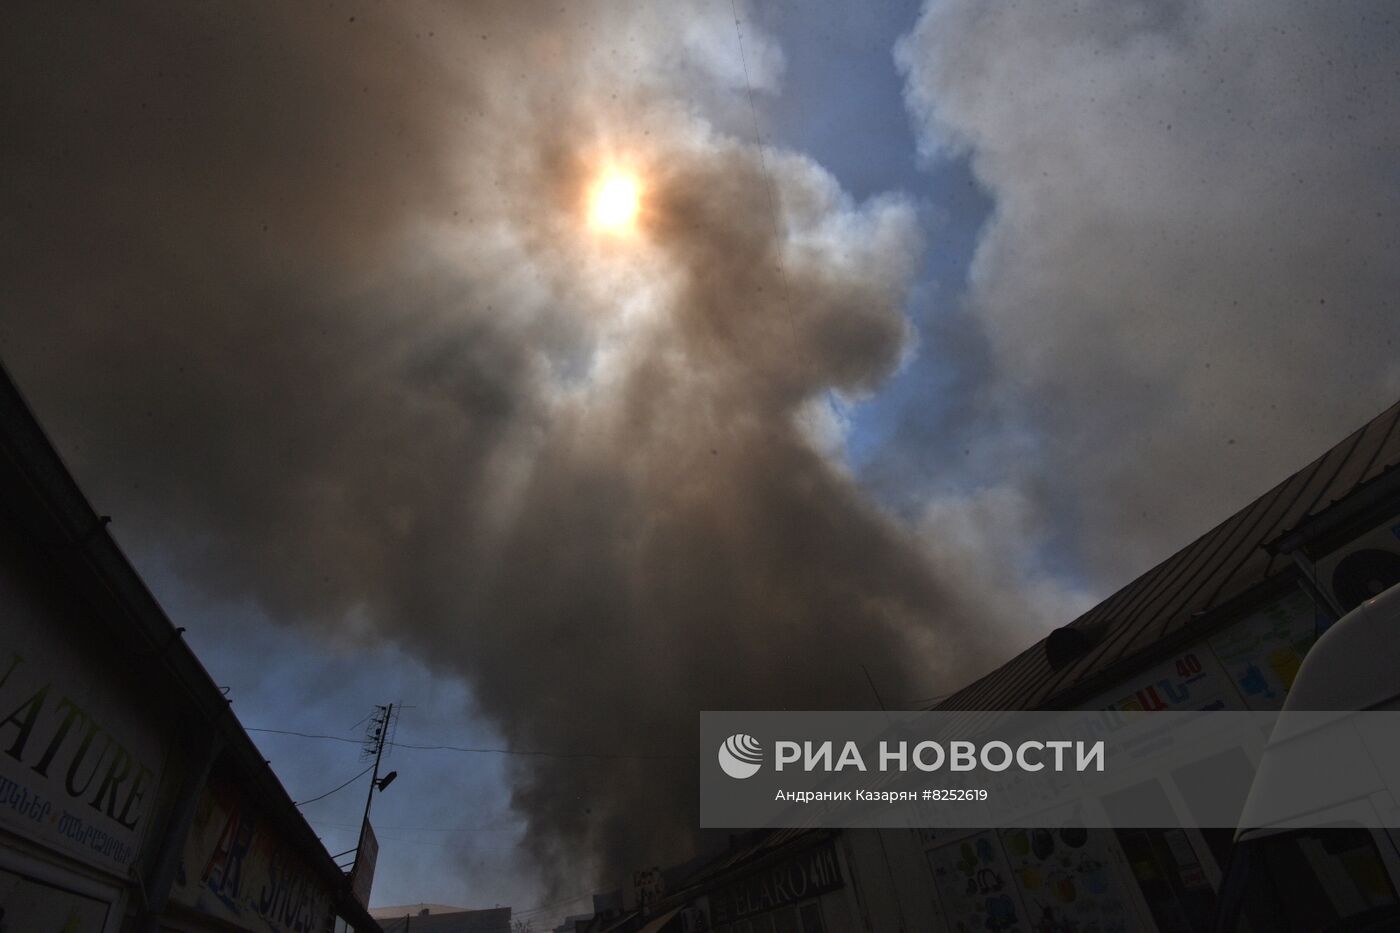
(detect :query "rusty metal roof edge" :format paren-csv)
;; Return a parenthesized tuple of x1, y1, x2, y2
(1268, 461, 1400, 557)
(1034, 571, 1305, 711)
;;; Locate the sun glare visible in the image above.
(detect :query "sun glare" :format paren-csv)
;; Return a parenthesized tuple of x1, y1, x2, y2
(590, 173, 641, 232)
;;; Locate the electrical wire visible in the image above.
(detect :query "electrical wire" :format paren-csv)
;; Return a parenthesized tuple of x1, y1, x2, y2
(248, 727, 363, 745)
(390, 740, 691, 761)
(512, 889, 598, 918)
(246, 726, 691, 761)
(310, 818, 517, 834)
(293, 763, 374, 806)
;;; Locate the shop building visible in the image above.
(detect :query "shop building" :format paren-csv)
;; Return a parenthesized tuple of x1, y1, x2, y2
(599, 394, 1400, 933)
(0, 363, 380, 932)
(906, 394, 1400, 933)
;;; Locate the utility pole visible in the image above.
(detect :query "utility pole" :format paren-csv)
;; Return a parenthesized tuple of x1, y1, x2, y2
(352, 703, 392, 874)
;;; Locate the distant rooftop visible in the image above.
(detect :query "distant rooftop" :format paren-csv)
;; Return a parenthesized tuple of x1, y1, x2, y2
(372, 905, 513, 933)
(370, 903, 472, 918)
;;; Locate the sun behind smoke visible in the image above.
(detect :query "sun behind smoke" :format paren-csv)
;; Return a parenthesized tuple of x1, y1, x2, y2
(590, 172, 641, 232)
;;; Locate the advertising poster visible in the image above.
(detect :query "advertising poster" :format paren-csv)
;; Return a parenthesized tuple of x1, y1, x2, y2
(1080, 647, 1241, 712)
(999, 828, 1136, 933)
(170, 778, 334, 933)
(1207, 590, 1320, 711)
(926, 830, 1028, 933)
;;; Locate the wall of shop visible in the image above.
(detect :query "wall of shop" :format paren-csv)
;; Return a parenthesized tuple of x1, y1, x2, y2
(679, 583, 1334, 933)
(0, 511, 185, 932)
(888, 584, 1332, 933)
(0, 462, 349, 933)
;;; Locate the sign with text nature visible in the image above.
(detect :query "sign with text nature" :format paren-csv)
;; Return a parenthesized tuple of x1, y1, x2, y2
(0, 558, 169, 877)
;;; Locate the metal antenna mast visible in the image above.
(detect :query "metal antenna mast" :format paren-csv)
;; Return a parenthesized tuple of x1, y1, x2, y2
(352, 703, 394, 874)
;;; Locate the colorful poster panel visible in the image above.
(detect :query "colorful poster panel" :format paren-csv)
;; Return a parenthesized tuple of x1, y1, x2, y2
(926, 830, 1028, 933)
(1000, 828, 1137, 933)
(1207, 589, 1321, 710)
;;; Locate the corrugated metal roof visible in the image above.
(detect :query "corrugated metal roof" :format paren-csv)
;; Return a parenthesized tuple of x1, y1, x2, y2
(935, 397, 1400, 713)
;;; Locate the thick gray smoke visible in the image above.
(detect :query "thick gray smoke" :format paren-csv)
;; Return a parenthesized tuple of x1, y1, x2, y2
(13, 0, 1396, 897)
(899, 0, 1400, 581)
(0, 1, 1017, 888)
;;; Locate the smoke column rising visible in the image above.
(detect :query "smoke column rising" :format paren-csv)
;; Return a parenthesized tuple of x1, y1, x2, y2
(0, 1, 1022, 887)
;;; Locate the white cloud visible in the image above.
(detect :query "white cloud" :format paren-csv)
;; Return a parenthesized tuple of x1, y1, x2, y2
(899, 0, 1400, 580)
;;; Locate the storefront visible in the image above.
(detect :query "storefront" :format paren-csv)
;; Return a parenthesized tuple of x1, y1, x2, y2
(0, 365, 379, 933)
(0, 483, 182, 932)
(705, 838, 846, 933)
(902, 398, 1400, 933)
(896, 584, 1380, 933)
(669, 399, 1400, 933)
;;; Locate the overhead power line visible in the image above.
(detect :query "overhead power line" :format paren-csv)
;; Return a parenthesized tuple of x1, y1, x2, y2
(309, 818, 517, 834)
(390, 740, 691, 761)
(294, 764, 374, 806)
(247, 726, 691, 761)
(513, 889, 599, 918)
(248, 727, 362, 745)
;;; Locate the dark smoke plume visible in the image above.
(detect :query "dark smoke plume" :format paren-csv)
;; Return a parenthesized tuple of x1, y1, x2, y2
(0, 1, 1018, 887)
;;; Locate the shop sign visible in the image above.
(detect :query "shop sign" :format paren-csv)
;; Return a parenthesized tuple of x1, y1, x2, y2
(1079, 646, 1242, 712)
(350, 819, 377, 908)
(709, 842, 842, 924)
(0, 563, 168, 876)
(170, 777, 334, 933)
